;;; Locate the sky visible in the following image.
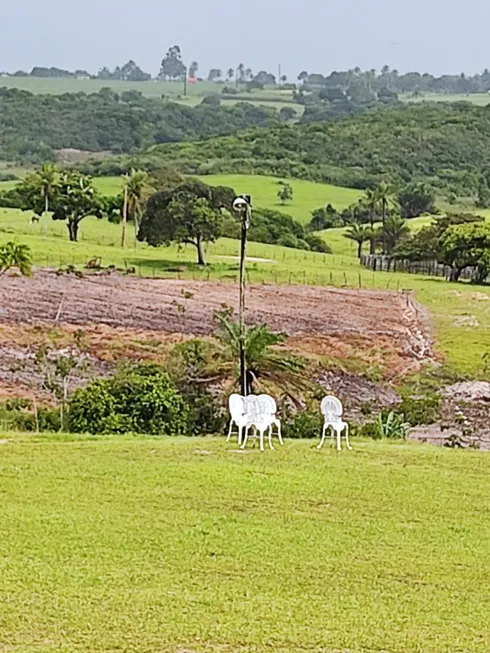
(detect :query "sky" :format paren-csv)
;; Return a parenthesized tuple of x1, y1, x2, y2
(1, 0, 490, 78)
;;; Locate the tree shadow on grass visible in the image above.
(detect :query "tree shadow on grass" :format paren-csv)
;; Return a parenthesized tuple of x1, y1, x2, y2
(126, 257, 240, 281)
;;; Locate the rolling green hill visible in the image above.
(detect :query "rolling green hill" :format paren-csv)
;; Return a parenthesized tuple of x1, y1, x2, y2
(199, 174, 362, 222)
(109, 103, 490, 197)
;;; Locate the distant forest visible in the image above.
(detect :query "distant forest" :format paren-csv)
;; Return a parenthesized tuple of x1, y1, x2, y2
(86, 103, 490, 199)
(3, 46, 490, 95)
(0, 88, 278, 163)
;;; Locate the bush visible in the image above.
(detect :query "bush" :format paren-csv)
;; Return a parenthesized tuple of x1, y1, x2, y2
(397, 394, 441, 426)
(168, 339, 228, 435)
(69, 363, 188, 435)
(375, 410, 409, 439)
(284, 410, 323, 439)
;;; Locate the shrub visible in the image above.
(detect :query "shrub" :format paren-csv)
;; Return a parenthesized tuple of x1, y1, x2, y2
(168, 339, 228, 435)
(284, 410, 323, 439)
(398, 394, 441, 426)
(69, 363, 188, 435)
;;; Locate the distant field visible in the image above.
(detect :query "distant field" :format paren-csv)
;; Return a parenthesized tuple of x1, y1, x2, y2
(200, 174, 363, 222)
(402, 92, 490, 106)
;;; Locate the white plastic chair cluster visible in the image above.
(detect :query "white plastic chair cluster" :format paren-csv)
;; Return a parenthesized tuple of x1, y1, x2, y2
(227, 394, 351, 451)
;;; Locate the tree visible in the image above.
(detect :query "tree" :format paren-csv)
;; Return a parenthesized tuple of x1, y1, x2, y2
(189, 61, 199, 78)
(279, 106, 296, 122)
(28, 163, 60, 215)
(51, 173, 106, 242)
(138, 181, 234, 265)
(237, 63, 245, 83)
(208, 68, 222, 82)
(227, 68, 234, 82)
(120, 60, 151, 82)
(380, 215, 410, 255)
(398, 182, 437, 218)
(364, 189, 380, 254)
(159, 46, 186, 80)
(344, 223, 372, 258)
(375, 181, 396, 253)
(214, 308, 307, 396)
(298, 71, 308, 85)
(277, 182, 293, 204)
(439, 222, 490, 282)
(121, 168, 151, 247)
(0, 242, 32, 277)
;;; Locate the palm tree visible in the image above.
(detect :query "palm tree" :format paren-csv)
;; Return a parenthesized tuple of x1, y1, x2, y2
(237, 63, 245, 83)
(380, 216, 410, 255)
(375, 181, 396, 253)
(364, 188, 380, 254)
(29, 163, 60, 215)
(344, 224, 373, 258)
(226, 68, 234, 82)
(121, 169, 150, 248)
(214, 309, 308, 397)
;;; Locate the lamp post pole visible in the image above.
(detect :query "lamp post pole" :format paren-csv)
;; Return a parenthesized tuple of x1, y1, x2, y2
(233, 195, 252, 396)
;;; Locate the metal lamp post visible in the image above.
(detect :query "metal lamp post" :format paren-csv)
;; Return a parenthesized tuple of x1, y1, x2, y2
(232, 195, 252, 396)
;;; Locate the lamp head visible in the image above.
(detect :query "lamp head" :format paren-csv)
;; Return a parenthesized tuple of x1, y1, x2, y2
(232, 195, 252, 212)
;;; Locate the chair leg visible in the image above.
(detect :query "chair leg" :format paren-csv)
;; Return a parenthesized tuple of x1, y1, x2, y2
(318, 423, 327, 449)
(226, 420, 234, 442)
(276, 419, 284, 445)
(260, 429, 265, 452)
(268, 426, 275, 450)
(241, 427, 250, 450)
(336, 427, 342, 451)
(344, 424, 353, 450)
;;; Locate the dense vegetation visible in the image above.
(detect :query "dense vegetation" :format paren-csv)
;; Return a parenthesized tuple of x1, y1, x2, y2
(95, 103, 490, 196)
(0, 87, 278, 163)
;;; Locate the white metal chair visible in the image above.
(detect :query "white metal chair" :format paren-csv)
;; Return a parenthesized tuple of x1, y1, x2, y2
(240, 395, 274, 452)
(258, 394, 283, 446)
(227, 394, 248, 446)
(318, 395, 352, 451)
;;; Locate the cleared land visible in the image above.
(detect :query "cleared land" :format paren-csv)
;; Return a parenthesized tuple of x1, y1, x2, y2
(1, 435, 489, 653)
(0, 270, 429, 363)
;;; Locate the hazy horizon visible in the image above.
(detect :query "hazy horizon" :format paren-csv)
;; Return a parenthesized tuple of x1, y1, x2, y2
(2, 0, 490, 78)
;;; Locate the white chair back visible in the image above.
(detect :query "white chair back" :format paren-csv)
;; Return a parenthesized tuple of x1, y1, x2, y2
(229, 393, 246, 421)
(321, 395, 343, 423)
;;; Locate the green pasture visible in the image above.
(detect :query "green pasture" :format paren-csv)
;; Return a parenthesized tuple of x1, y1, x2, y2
(0, 205, 489, 378)
(402, 92, 490, 106)
(200, 174, 363, 222)
(1, 435, 489, 653)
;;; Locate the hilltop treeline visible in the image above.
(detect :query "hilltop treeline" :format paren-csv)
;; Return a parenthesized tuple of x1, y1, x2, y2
(0, 88, 278, 163)
(88, 103, 490, 195)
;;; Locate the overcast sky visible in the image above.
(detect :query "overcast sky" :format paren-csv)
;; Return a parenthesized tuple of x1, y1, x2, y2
(1, 0, 490, 77)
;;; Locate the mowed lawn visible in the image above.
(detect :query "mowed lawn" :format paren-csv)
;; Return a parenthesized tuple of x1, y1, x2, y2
(0, 435, 489, 653)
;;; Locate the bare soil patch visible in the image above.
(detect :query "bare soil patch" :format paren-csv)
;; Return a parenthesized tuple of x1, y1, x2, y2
(0, 270, 431, 352)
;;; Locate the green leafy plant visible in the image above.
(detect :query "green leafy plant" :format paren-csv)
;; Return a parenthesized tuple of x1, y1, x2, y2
(375, 410, 410, 440)
(0, 241, 32, 277)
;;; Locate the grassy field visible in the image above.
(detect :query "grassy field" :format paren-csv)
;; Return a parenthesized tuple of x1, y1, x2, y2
(402, 92, 490, 106)
(1, 435, 489, 653)
(200, 174, 363, 222)
(0, 206, 489, 378)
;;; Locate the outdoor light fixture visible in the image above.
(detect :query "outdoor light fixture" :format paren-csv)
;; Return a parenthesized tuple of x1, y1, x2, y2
(233, 195, 252, 396)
